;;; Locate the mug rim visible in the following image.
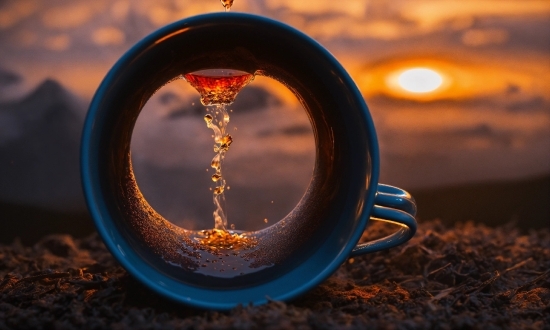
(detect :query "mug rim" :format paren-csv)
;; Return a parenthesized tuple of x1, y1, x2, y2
(81, 12, 380, 309)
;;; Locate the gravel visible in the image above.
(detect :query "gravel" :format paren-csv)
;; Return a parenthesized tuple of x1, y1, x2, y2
(1, 220, 548, 329)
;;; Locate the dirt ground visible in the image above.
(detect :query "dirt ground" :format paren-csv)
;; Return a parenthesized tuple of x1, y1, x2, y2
(1, 220, 548, 329)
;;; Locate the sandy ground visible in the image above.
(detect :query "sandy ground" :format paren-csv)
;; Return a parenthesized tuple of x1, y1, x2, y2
(1, 220, 548, 329)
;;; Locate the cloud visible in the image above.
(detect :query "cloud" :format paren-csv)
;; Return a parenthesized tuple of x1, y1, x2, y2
(0, 68, 20, 86)
(13, 29, 38, 48)
(264, 0, 368, 18)
(43, 34, 71, 51)
(506, 97, 547, 112)
(302, 18, 406, 40)
(131, 1, 222, 27)
(375, 102, 550, 136)
(0, 67, 29, 101)
(110, 0, 130, 21)
(399, 0, 550, 30)
(91, 27, 125, 46)
(461, 28, 509, 46)
(41, 3, 97, 30)
(0, 0, 38, 29)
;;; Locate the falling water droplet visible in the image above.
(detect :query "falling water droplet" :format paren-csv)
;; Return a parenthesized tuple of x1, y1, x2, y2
(220, 0, 234, 12)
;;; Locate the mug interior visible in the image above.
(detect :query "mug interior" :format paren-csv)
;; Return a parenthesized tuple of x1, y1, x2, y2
(81, 13, 379, 308)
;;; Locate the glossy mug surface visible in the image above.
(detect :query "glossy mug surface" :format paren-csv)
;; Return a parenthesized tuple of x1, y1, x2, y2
(81, 13, 417, 310)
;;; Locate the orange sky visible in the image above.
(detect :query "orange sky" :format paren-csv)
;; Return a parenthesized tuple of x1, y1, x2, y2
(1, 0, 549, 98)
(1, 0, 549, 191)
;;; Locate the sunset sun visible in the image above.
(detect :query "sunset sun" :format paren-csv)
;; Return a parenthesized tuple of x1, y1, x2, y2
(398, 68, 443, 93)
(375, 63, 453, 100)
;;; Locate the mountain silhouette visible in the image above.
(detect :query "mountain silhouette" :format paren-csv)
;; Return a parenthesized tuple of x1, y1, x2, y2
(0, 79, 87, 212)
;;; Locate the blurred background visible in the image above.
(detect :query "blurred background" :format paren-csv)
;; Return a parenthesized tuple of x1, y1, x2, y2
(1, 0, 548, 244)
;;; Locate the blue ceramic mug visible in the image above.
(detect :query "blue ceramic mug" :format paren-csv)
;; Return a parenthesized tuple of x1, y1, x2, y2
(81, 13, 417, 310)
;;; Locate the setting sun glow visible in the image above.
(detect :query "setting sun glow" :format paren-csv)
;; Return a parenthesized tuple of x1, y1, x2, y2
(368, 61, 458, 101)
(398, 68, 443, 93)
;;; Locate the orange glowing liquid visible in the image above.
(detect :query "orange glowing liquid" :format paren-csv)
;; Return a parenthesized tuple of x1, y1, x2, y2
(184, 70, 254, 106)
(183, 69, 256, 251)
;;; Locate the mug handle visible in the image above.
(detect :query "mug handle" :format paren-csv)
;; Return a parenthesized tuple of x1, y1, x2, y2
(350, 184, 418, 257)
